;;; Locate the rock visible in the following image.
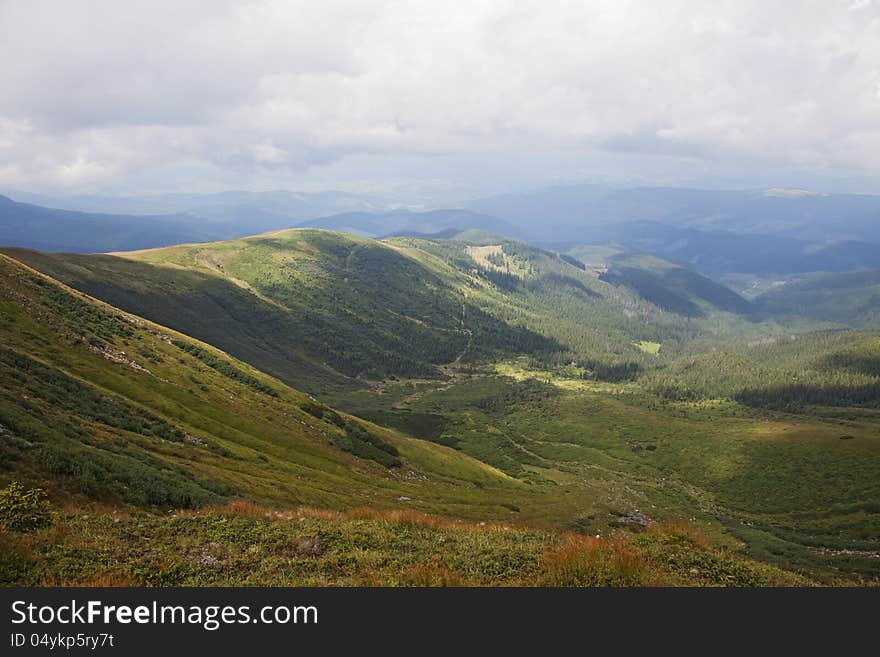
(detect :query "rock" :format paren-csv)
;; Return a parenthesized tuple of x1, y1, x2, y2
(195, 547, 221, 568)
(290, 538, 324, 558)
(616, 511, 654, 528)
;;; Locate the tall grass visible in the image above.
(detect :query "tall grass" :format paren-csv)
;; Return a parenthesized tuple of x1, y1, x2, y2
(540, 533, 666, 586)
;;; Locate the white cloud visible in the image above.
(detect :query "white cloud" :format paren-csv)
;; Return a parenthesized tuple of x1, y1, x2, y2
(1, 0, 879, 191)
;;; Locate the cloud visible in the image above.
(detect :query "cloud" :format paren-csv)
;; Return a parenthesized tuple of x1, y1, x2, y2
(1, 0, 879, 190)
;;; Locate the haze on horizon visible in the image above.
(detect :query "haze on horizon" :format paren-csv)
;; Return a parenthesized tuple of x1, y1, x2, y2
(2, 1, 880, 202)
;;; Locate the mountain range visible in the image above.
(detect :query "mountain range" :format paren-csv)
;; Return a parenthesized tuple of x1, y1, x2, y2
(2, 185, 880, 585)
(4, 184, 880, 281)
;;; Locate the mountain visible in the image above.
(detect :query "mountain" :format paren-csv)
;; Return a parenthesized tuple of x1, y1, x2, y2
(0, 251, 542, 517)
(595, 251, 753, 317)
(2, 231, 879, 583)
(0, 194, 224, 253)
(755, 269, 880, 326)
(0, 191, 395, 254)
(297, 208, 519, 239)
(2, 189, 387, 221)
(465, 184, 880, 278)
(3, 228, 775, 398)
(6, 183, 878, 274)
(1, 231, 562, 394)
(566, 222, 880, 279)
(0, 192, 520, 255)
(465, 183, 880, 244)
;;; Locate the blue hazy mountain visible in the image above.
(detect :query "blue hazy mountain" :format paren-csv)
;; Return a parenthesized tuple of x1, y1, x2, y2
(297, 208, 519, 239)
(0, 191, 387, 253)
(0, 194, 221, 253)
(465, 184, 880, 244)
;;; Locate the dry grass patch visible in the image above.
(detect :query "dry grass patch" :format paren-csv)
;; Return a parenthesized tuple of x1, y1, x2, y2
(540, 533, 668, 587)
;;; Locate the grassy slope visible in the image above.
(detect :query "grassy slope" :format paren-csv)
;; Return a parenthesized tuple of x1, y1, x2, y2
(329, 353, 880, 582)
(2, 232, 558, 394)
(398, 236, 828, 358)
(0, 254, 817, 586)
(3, 234, 877, 583)
(2, 504, 808, 586)
(599, 253, 753, 317)
(0, 253, 571, 522)
(4, 231, 824, 398)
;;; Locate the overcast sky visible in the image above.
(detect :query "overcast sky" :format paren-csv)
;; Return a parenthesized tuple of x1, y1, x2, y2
(2, 0, 880, 199)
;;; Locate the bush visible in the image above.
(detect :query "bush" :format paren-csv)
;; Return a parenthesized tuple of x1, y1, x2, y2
(540, 534, 657, 586)
(332, 423, 402, 468)
(0, 481, 52, 532)
(171, 340, 278, 397)
(300, 402, 345, 427)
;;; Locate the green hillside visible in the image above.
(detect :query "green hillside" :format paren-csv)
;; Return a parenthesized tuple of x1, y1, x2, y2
(3, 232, 558, 394)
(5, 504, 808, 586)
(0, 252, 824, 587)
(393, 235, 812, 364)
(0, 253, 568, 521)
(598, 253, 753, 317)
(4, 230, 813, 398)
(755, 269, 880, 327)
(3, 233, 879, 583)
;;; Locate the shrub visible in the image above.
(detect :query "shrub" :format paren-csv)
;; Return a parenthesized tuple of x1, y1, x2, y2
(398, 561, 469, 586)
(540, 534, 659, 586)
(578, 358, 642, 382)
(300, 402, 345, 427)
(0, 481, 53, 532)
(332, 423, 402, 468)
(171, 340, 278, 397)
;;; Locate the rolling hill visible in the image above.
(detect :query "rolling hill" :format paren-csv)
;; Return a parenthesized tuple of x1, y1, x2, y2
(4, 227, 792, 398)
(2, 231, 560, 393)
(596, 252, 753, 317)
(755, 270, 880, 327)
(0, 252, 557, 519)
(2, 231, 879, 583)
(298, 208, 519, 239)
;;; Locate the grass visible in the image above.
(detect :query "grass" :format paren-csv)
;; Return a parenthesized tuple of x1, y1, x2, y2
(0, 254, 582, 523)
(329, 358, 880, 582)
(0, 502, 811, 587)
(2, 232, 879, 585)
(2, 229, 816, 397)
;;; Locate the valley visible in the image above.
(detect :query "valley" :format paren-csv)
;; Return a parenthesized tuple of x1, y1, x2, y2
(2, 223, 879, 586)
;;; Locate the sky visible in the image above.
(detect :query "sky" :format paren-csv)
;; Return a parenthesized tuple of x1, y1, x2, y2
(2, 0, 880, 200)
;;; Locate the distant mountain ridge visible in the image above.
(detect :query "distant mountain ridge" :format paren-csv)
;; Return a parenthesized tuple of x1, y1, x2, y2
(0, 194, 213, 253)
(296, 208, 520, 239)
(0, 193, 520, 254)
(3, 183, 878, 279)
(465, 183, 880, 244)
(575, 221, 880, 278)
(2, 188, 386, 219)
